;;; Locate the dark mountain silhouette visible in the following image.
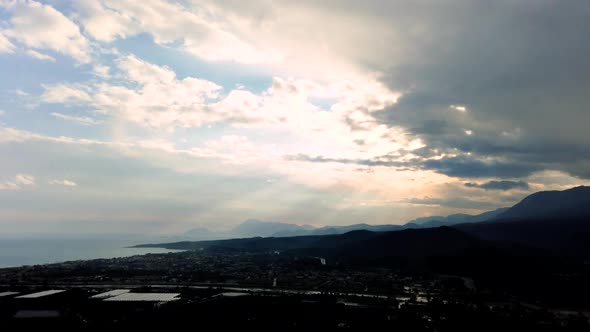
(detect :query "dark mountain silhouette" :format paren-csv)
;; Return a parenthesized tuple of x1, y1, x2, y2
(495, 186, 590, 220)
(405, 214, 467, 226)
(138, 228, 386, 252)
(455, 186, 590, 254)
(273, 223, 404, 237)
(136, 226, 487, 259)
(404, 208, 509, 228)
(336, 227, 485, 257)
(273, 208, 507, 237)
(138, 186, 590, 257)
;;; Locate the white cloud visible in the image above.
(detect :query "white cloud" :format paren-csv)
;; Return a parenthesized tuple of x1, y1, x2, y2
(73, 0, 279, 64)
(43, 54, 223, 129)
(15, 174, 34, 186)
(15, 89, 29, 96)
(0, 174, 35, 190)
(68, 0, 399, 80)
(451, 105, 467, 112)
(39, 54, 409, 162)
(49, 179, 77, 187)
(71, 0, 137, 42)
(0, 32, 16, 53)
(1, 0, 90, 63)
(26, 49, 55, 62)
(116, 55, 179, 85)
(0, 126, 120, 147)
(0, 182, 19, 190)
(51, 112, 102, 126)
(41, 84, 91, 104)
(92, 64, 110, 78)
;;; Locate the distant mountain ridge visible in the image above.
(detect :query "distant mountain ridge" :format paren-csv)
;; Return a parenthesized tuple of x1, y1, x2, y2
(273, 207, 510, 237)
(136, 186, 590, 257)
(404, 208, 509, 229)
(176, 219, 315, 241)
(273, 223, 404, 237)
(230, 219, 314, 238)
(179, 207, 510, 240)
(173, 186, 589, 245)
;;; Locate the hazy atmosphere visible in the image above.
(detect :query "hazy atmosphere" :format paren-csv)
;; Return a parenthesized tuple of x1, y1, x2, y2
(1, 0, 589, 235)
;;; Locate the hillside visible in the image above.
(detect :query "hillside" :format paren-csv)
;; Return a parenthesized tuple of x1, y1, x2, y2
(496, 186, 590, 220)
(453, 186, 590, 254)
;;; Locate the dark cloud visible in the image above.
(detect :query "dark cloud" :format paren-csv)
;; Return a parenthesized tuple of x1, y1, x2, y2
(286, 154, 540, 179)
(365, 1, 590, 180)
(465, 180, 529, 191)
(420, 157, 540, 179)
(353, 139, 366, 146)
(411, 120, 449, 136)
(284, 154, 408, 167)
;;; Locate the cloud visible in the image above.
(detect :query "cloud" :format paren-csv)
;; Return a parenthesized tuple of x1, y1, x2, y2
(73, 0, 278, 64)
(51, 112, 102, 126)
(25, 49, 55, 62)
(1, 0, 90, 62)
(405, 196, 500, 211)
(148, 1, 590, 181)
(464, 180, 529, 191)
(286, 153, 541, 179)
(92, 64, 110, 78)
(70, 0, 137, 42)
(14, 174, 34, 186)
(58, 0, 590, 175)
(49, 179, 77, 187)
(0, 127, 431, 231)
(15, 89, 29, 96)
(450, 105, 466, 112)
(41, 84, 91, 104)
(284, 154, 408, 168)
(0, 33, 16, 53)
(369, 1, 590, 180)
(420, 157, 540, 179)
(41, 55, 224, 129)
(0, 174, 35, 190)
(39, 54, 404, 162)
(1, 124, 588, 234)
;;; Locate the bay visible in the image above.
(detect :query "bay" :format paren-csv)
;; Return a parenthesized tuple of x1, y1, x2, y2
(0, 237, 182, 268)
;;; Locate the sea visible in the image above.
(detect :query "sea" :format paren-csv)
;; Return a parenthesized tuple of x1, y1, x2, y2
(0, 237, 183, 268)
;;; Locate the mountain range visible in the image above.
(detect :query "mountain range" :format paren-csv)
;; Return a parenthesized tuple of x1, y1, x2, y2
(176, 206, 510, 241)
(138, 186, 590, 258)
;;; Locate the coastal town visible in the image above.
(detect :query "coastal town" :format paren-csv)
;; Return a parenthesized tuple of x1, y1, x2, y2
(1, 250, 588, 330)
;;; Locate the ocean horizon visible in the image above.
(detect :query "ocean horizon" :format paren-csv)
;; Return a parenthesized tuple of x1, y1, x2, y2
(0, 237, 183, 268)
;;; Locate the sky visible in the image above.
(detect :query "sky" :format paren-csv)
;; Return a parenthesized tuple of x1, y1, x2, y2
(1, 0, 589, 235)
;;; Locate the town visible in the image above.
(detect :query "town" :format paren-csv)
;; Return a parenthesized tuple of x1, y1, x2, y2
(1, 250, 588, 330)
